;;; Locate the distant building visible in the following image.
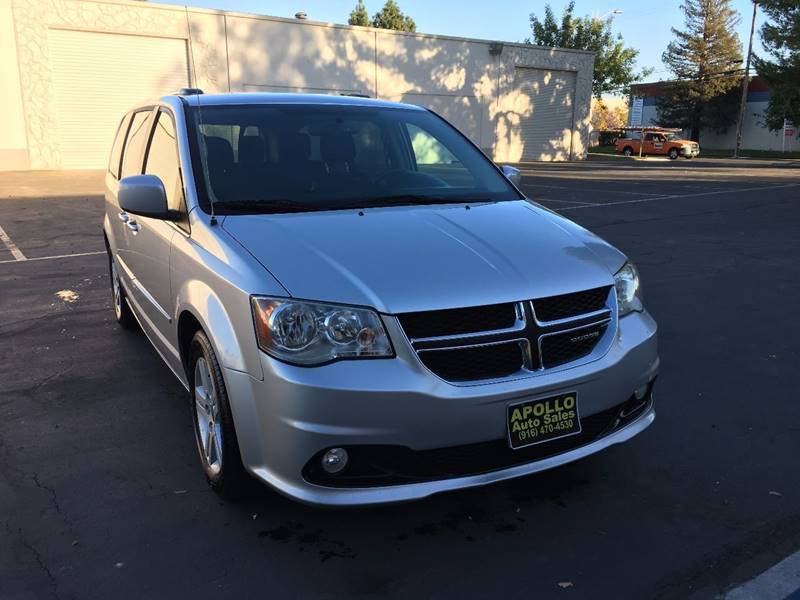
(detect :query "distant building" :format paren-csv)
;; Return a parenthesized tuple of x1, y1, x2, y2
(629, 78, 790, 151)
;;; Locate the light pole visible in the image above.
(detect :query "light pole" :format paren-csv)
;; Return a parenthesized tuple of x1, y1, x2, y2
(734, 1, 758, 158)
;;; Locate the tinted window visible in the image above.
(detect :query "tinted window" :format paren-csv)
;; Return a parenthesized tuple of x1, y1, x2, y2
(108, 114, 131, 179)
(189, 104, 519, 214)
(144, 111, 184, 213)
(406, 123, 474, 188)
(121, 110, 153, 178)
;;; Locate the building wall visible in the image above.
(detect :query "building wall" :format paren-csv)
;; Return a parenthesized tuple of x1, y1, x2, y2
(2, 0, 594, 170)
(0, 0, 29, 170)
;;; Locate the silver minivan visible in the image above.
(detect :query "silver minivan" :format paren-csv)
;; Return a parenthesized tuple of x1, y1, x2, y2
(104, 90, 658, 506)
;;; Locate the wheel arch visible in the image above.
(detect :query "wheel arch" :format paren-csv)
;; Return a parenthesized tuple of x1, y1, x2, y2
(174, 280, 263, 381)
(177, 310, 204, 377)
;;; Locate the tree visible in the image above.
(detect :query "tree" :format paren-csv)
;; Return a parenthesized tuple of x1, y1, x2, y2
(348, 0, 370, 27)
(753, 0, 800, 131)
(371, 0, 416, 32)
(527, 2, 649, 99)
(591, 98, 628, 132)
(657, 0, 743, 141)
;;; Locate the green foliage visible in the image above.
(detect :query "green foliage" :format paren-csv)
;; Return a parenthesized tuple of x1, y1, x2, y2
(371, 0, 416, 32)
(527, 2, 649, 99)
(348, 0, 370, 27)
(657, 0, 743, 140)
(753, 0, 800, 131)
(656, 81, 741, 134)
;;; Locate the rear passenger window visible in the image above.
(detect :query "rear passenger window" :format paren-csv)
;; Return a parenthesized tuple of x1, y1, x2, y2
(108, 114, 131, 179)
(144, 110, 184, 214)
(121, 110, 153, 178)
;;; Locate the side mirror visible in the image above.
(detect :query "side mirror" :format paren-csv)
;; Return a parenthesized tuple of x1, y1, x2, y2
(118, 175, 171, 219)
(500, 165, 521, 187)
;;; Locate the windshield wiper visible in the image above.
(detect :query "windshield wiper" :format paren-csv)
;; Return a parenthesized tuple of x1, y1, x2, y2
(215, 200, 320, 214)
(339, 195, 493, 209)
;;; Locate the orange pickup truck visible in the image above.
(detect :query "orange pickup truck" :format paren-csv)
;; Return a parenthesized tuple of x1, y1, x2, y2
(615, 128, 700, 160)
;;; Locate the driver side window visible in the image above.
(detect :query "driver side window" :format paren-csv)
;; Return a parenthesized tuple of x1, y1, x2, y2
(144, 110, 188, 231)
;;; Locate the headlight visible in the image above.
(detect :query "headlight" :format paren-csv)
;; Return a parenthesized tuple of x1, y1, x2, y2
(614, 262, 643, 316)
(251, 297, 394, 365)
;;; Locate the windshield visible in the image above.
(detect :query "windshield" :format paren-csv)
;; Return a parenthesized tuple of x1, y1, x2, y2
(187, 104, 520, 214)
(664, 133, 678, 141)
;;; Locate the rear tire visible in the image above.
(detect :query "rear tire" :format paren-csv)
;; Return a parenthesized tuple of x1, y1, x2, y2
(623, 146, 634, 157)
(108, 251, 137, 330)
(189, 330, 248, 501)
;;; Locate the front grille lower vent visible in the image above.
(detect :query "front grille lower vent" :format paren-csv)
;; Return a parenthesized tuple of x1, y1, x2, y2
(418, 341, 524, 382)
(541, 322, 609, 369)
(398, 287, 613, 383)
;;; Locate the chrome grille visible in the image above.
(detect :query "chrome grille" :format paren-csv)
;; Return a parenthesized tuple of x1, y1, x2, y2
(418, 340, 525, 382)
(399, 286, 615, 383)
(532, 286, 609, 322)
(399, 302, 517, 339)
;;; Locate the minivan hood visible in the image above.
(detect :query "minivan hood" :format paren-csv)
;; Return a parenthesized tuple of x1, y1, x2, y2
(222, 200, 626, 314)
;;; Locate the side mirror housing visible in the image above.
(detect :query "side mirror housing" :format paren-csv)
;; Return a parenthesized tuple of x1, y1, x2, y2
(118, 175, 172, 219)
(500, 165, 521, 187)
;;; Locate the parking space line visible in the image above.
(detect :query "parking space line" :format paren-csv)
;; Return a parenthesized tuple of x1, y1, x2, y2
(0, 250, 104, 265)
(0, 224, 27, 261)
(556, 183, 800, 212)
(535, 197, 602, 206)
(520, 182, 664, 196)
(725, 548, 800, 599)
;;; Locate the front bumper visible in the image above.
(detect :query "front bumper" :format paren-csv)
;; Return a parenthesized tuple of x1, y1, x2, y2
(223, 310, 659, 506)
(680, 146, 700, 157)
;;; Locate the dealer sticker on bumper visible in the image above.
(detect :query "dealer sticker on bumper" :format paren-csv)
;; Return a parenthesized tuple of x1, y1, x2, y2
(507, 392, 581, 450)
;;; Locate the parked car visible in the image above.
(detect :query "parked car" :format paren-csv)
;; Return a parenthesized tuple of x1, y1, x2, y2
(616, 128, 700, 159)
(103, 90, 659, 505)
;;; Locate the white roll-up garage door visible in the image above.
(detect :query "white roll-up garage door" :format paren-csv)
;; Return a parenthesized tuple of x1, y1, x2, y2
(513, 68, 576, 161)
(48, 30, 190, 169)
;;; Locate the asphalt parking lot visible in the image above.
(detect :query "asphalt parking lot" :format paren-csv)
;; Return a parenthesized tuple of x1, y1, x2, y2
(2, 156, 799, 599)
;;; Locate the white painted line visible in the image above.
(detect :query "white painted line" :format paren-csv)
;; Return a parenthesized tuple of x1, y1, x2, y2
(0, 250, 104, 265)
(0, 223, 26, 261)
(519, 182, 665, 196)
(535, 197, 602, 206)
(725, 548, 800, 600)
(557, 183, 800, 211)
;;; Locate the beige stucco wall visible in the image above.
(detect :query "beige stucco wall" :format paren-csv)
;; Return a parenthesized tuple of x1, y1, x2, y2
(5, 0, 594, 170)
(0, 0, 29, 170)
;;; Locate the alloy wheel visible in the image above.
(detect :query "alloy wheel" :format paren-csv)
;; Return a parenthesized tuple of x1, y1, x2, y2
(194, 357, 223, 476)
(110, 259, 122, 319)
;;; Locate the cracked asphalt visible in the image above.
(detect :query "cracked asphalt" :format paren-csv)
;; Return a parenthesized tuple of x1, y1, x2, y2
(1, 157, 799, 599)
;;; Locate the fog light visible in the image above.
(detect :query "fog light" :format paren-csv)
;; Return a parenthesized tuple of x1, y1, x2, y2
(321, 448, 348, 474)
(634, 383, 649, 400)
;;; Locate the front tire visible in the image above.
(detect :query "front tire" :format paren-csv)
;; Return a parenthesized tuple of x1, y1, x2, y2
(189, 330, 248, 500)
(108, 252, 137, 329)
(668, 148, 679, 160)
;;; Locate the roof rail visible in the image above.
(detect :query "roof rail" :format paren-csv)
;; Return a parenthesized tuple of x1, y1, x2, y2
(173, 87, 204, 96)
(339, 92, 371, 98)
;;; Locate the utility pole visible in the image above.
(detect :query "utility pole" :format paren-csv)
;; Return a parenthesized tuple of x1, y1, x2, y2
(734, 1, 758, 158)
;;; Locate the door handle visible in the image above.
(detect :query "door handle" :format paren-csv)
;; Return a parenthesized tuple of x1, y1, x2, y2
(118, 211, 129, 223)
(126, 220, 141, 234)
